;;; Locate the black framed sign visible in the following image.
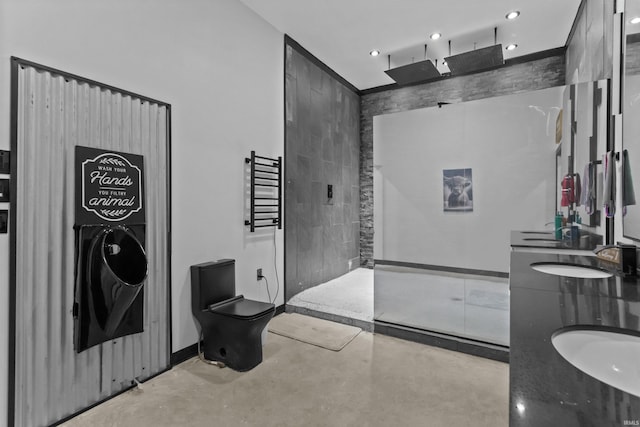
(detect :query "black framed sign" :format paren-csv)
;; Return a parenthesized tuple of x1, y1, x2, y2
(75, 146, 145, 225)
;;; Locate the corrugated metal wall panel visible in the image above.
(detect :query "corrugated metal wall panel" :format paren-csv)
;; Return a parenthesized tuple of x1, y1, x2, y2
(14, 63, 170, 427)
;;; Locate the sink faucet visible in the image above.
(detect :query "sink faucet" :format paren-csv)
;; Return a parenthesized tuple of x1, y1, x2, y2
(595, 244, 638, 277)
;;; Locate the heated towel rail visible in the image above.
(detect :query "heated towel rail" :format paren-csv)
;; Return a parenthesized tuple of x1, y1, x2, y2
(245, 151, 282, 232)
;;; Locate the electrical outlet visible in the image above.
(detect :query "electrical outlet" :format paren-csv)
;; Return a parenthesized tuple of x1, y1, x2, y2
(257, 268, 263, 280)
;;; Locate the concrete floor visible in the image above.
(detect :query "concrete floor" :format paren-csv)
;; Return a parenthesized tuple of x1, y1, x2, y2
(62, 326, 509, 426)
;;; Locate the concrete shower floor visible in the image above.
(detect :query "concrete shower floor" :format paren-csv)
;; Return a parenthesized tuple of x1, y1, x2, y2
(61, 328, 508, 427)
(286, 268, 374, 331)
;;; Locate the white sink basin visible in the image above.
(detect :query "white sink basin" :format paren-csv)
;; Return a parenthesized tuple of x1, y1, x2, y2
(552, 328, 640, 397)
(530, 262, 613, 279)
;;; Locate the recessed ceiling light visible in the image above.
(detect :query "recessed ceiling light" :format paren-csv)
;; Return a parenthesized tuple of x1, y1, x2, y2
(430, 33, 441, 40)
(370, 50, 380, 57)
(506, 11, 520, 20)
(506, 44, 518, 51)
(631, 16, 640, 24)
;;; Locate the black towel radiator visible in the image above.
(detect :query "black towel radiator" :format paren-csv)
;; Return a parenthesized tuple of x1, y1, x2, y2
(245, 151, 282, 232)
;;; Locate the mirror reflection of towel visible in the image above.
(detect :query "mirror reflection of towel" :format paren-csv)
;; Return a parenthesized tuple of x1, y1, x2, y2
(560, 174, 574, 207)
(581, 163, 596, 214)
(603, 151, 616, 218)
(574, 172, 581, 206)
(623, 149, 636, 216)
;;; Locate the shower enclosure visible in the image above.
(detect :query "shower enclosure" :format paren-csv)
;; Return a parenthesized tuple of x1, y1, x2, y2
(373, 85, 566, 350)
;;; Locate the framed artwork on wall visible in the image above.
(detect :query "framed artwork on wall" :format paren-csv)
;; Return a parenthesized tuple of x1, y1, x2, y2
(443, 168, 473, 212)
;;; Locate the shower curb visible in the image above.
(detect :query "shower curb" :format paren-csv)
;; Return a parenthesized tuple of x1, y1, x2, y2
(374, 320, 509, 363)
(284, 304, 374, 332)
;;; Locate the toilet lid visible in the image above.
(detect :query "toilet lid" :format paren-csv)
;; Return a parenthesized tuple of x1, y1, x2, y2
(209, 296, 275, 320)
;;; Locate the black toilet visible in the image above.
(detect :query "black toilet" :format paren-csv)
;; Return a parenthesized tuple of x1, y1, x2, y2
(191, 259, 275, 371)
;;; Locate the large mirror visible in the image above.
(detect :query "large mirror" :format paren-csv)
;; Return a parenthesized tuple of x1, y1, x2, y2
(624, 0, 640, 240)
(557, 79, 608, 232)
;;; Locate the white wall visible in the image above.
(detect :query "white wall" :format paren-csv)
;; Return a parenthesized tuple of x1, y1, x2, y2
(0, 0, 284, 421)
(374, 86, 563, 273)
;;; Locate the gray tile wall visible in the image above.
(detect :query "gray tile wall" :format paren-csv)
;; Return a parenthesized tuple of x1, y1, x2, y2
(359, 54, 566, 267)
(285, 44, 360, 301)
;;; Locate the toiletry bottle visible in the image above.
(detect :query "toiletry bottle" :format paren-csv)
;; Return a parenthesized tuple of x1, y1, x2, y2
(555, 212, 562, 240)
(571, 224, 579, 241)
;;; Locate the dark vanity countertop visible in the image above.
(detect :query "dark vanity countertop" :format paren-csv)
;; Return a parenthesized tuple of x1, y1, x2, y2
(510, 230, 603, 252)
(510, 251, 640, 427)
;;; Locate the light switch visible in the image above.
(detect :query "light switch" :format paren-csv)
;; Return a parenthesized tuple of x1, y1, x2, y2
(0, 151, 9, 174)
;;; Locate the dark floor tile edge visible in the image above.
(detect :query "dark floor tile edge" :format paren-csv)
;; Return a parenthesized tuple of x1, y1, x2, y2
(171, 343, 198, 366)
(275, 304, 286, 316)
(374, 320, 510, 363)
(284, 304, 374, 332)
(374, 259, 509, 278)
(171, 304, 285, 366)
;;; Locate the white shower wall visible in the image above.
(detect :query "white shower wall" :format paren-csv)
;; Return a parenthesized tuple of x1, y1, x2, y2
(373, 85, 564, 273)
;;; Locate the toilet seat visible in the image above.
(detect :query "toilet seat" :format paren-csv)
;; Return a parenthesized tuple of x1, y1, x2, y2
(208, 295, 274, 320)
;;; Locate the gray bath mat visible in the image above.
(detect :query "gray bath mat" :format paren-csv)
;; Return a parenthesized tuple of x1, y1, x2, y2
(268, 313, 361, 351)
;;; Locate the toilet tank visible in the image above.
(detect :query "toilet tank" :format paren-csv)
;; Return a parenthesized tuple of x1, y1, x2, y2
(190, 259, 236, 312)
